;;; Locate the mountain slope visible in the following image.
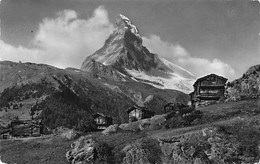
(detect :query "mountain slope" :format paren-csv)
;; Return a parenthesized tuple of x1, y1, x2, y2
(81, 14, 195, 93)
(0, 61, 189, 129)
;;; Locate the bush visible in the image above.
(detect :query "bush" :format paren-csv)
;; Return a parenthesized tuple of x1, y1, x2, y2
(93, 142, 113, 162)
(164, 107, 203, 129)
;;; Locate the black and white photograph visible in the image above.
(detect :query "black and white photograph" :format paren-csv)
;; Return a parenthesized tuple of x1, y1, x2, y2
(0, 0, 259, 163)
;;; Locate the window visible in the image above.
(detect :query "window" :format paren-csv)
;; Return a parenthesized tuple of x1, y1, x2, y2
(95, 117, 106, 124)
(129, 109, 142, 119)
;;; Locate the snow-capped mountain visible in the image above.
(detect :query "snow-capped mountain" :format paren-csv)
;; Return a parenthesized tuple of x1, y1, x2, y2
(81, 14, 195, 93)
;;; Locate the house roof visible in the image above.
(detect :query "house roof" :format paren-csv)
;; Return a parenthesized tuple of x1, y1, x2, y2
(11, 120, 42, 128)
(0, 129, 10, 135)
(92, 113, 112, 119)
(189, 92, 194, 96)
(193, 74, 228, 86)
(126, 105, 154, 114)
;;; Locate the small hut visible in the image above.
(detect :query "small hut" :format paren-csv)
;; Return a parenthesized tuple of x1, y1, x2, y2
(92, 113, 113, 130)
(10, 120, 42, 137)
(190, 74, 227, 107)
(126, 105, 155, 122)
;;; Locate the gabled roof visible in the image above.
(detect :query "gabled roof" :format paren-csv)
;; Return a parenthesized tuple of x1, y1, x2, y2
(126, 105, 154, 114)
(0, 129, 10, 135)
(193, 74, 227, 86)
(92, 113, 111, 119)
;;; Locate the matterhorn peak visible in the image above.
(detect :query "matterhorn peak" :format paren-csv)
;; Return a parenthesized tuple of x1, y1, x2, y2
(119, 14, 130, 21)
(81, 14, 195, 93)
(115, 14, 141, 39)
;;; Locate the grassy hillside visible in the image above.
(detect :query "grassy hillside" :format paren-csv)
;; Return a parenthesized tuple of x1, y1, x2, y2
(1, 99, 260, 164)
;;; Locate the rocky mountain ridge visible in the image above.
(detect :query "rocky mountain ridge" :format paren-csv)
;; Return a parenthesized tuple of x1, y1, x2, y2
(226, 64, 260, 101)
(81, 14, 195, 93)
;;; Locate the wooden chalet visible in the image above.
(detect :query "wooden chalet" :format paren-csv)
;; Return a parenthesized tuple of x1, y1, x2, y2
(190, 74, 227, 107)
(10, 120, 42, 137)
(126, 105, 155, 122)
(92, 113, 113, 130)
(164, 102, 188, 114)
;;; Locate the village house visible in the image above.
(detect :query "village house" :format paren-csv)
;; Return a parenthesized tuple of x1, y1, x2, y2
(190, 74, 227, 107)
(164, 102, 188, 114)
(10, 120, 42, 137)
(126, 105, 155, 122)
(92, 113, 113, 130)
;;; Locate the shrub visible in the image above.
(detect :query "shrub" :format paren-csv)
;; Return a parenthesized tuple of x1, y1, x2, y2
(75, 117, 97, 133)
(93, 142, 113, 162)
(164, 108, 203, 129)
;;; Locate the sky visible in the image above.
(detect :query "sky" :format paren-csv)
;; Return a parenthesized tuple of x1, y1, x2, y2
(0, 0, 259, 81)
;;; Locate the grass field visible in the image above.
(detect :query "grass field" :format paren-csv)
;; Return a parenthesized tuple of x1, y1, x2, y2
(0, 99, 260, 164)
(0, 135, 72, 164)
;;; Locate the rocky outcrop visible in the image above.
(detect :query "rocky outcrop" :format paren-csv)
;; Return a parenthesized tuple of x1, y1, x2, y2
(226, 64, 260, 101)
(61, 129, 80, 140)
(121, 138, 163, 164)
(66, 136, 96, 164)
(66, 136, 113, 164)
(122, 143, 151, 164)
(102, 124, 121, 135)
(65, 116, 260, 164)
(158, 124, 260, 164)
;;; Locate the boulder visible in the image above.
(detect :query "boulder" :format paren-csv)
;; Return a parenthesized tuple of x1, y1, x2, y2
(122, 143, 151, 164)
(102, 124, 121, 135)
(119, 121, 141, 132)
(66, 136, 95, 164)
(61, 129, 80, 140)
(66, 135, 113, 164)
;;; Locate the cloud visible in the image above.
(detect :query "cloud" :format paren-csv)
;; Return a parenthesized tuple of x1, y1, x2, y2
(143, 35, 189, 59)
(0, 6, 114, 68)
(0, 5, 235, 79)
(143, 35, 235, 79)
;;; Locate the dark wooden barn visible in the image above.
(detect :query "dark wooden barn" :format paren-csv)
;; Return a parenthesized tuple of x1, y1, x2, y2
(92, 113, 113, 130)
(164, 102, 188, 114)
(190, 74, 227, 107)
(126, 105, 155, 122)
(10, 120, 42, 137)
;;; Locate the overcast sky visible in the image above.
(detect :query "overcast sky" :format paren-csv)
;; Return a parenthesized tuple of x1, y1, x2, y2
(0, 0, 259, 81)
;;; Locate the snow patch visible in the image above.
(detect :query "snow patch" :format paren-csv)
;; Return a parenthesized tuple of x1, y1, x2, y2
(126, 69, 194, 93)
(160, 58, 194, 78)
